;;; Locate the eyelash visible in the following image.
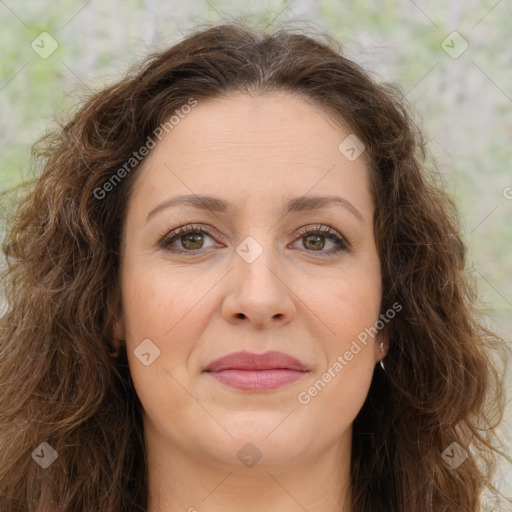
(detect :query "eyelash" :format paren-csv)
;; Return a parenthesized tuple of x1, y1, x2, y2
(158, 223, 349, 256)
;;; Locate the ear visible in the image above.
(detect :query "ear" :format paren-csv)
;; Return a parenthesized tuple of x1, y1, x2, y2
(112, 314, 125, 352)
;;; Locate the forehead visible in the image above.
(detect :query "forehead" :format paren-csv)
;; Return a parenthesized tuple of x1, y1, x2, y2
(149, 91, 356, 161)
(129, 91, 372, 214)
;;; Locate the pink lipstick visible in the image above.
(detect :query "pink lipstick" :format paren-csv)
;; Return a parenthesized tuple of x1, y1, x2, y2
(204, 350, 309, 391)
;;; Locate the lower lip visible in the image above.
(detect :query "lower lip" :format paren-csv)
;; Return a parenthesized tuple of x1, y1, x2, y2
(206, 369, 307, 391)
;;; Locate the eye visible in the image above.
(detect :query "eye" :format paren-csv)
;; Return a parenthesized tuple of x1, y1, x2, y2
(158, 223, 349, 256)
(291, 225, 349, 255)
(159, 224, 222, 253)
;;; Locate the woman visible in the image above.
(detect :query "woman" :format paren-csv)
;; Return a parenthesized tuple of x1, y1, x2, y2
(0, 22, 509, 512)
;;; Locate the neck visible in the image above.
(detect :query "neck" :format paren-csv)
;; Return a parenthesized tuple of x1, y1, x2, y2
(145, 421, 353, 512)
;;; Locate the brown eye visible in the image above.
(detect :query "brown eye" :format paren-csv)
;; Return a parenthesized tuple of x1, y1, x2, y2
(292, 225, 349, 255)
(180, 232, 204, 250)
(302, 234, 326, 251)
(160, 225, 220, 253)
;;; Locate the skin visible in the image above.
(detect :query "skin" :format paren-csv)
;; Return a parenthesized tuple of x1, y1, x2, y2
(114, 91, 388, 512)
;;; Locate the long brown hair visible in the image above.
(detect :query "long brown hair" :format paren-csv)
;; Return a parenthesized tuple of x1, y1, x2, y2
(1, 21, 509, 512)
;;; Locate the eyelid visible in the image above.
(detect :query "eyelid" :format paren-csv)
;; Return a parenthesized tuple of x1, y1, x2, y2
(294, 224, 348, 242)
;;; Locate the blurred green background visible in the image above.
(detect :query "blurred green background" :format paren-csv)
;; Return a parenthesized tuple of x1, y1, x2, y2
(1, 0, 510, 500)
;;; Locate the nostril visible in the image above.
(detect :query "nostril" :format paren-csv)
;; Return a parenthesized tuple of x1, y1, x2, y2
(237, 313, 246, 319)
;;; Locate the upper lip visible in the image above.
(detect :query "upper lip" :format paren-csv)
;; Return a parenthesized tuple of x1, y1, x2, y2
(204, 350, 309, 372)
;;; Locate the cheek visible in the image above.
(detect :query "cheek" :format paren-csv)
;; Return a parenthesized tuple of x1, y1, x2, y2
(301, 256, 382, 341)
(298, 256, 381, 398)
(120, 259, 218, 391)
(296, 353, 374, 451)
(121, 260, 209, 338)
(294, 270, 380, 438)
(119, 262, 205, 431)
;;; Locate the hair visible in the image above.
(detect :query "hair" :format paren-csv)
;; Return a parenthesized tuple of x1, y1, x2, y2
(0, 21, 510, 512)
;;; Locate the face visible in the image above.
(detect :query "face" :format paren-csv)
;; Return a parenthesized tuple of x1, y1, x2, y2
(115, 92, 386, 471)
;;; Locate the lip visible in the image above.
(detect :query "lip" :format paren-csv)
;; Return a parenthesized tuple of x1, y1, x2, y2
(204, 350, 309, 391)
(204, 350, 309, 372)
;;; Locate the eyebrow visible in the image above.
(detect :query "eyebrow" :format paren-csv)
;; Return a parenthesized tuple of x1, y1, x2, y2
(146, 193, 365, 224)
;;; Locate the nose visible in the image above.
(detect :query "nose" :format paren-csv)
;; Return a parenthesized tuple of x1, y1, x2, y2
(221, 241, 296, 329)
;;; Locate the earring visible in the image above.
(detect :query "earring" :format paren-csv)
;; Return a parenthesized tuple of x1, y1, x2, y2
(379, 342, 386, 371)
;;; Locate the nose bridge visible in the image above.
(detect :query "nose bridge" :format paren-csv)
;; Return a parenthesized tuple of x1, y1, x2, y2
(235, 232, 283, 294)
(222, 231, 295, 326)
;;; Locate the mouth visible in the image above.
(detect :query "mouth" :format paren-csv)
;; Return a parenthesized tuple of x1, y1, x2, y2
(205, 368, 308, 391)
(203, 350, 309, 391)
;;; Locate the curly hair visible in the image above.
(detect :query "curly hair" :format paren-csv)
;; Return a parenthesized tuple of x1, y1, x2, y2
(0, 21, 509, 512)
